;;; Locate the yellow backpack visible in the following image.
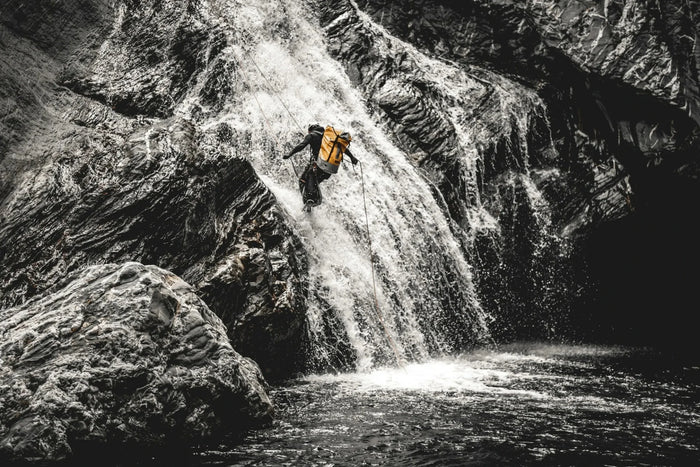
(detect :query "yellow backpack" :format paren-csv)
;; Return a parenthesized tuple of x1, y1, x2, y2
(316, 126, 351, 174)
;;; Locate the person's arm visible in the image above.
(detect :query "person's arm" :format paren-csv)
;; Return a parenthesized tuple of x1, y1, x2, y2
(345, 148, 358, 165)
(284, 134, 312, 159)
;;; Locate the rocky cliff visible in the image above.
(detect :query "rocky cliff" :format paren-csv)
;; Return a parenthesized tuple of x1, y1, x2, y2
(0, 0, 309, 379)
(319, 0, 700, 346)
(1, 0, 699, 462)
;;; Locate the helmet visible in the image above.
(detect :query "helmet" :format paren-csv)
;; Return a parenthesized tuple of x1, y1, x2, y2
(308, 123, 324, 133)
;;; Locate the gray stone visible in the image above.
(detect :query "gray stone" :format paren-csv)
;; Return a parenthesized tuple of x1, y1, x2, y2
(0, 0, 309, 380)
(0, 262, 273, 464)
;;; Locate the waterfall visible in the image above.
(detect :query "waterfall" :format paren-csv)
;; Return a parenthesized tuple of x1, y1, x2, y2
(179, 0, 492, 371)
(311, 0, 576, 342)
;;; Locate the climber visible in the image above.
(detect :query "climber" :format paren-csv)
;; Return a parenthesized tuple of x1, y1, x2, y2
(283, 123, 358, 210)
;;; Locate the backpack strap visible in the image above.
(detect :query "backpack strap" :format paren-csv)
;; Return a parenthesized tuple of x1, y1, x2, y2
(327, 128, 340, 162)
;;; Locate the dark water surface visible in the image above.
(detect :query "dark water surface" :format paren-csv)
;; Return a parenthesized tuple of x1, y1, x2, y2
(195, 343, 700, 466)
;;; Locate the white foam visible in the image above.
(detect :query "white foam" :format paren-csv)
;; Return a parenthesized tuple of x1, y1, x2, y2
(305, 357, 546, 399)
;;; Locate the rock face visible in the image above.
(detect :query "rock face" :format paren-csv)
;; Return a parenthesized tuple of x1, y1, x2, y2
(0, 0, 309, 379)
(1, 0, 698, 417)
(318, 0, 700, 347)
(0, 262, 273, 464)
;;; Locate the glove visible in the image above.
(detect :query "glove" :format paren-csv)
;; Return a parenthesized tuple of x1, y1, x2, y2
(350, 156, 359, 165)
(283, 153, 292, 160)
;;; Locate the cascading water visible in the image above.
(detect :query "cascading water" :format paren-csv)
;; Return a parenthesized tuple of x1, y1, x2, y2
(313, 0, 580, 342)
(180, 0, 492, 371)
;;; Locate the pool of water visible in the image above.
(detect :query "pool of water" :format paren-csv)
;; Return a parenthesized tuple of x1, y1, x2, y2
(195, 343, 700, 466)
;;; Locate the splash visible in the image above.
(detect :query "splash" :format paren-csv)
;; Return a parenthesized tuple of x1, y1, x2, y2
(304, 358, 545, 399)
(302, 343, 631, 399)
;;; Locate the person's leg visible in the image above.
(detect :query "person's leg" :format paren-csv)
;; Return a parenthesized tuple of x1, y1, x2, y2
(309, 167, 327, 206)
(304, 165, 319, 205)
(299, 165, 310, 194)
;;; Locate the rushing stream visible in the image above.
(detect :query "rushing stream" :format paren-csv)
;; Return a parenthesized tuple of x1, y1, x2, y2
(193, 343, 699, 466)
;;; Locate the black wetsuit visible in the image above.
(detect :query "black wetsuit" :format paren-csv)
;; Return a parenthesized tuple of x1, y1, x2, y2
(287, 128, 356, 205)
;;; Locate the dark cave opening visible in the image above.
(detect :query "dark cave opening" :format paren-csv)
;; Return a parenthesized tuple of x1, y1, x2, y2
(585, 175, 700, 354)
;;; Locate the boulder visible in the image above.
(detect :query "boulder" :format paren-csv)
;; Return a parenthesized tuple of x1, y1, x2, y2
(0, 262, 273, 464)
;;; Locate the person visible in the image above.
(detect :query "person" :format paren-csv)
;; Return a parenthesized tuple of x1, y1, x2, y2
(283, 124, 358, 209)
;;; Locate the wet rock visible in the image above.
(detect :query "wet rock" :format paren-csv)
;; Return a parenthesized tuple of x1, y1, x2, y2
(0, 0, 309, 379)
(0, 262, 272, 464)
(356, 0, 700, 124)
(346, 0, 700, 227)
(0, 112, 308, 378)
(352, 0, 700, 217)
(317, 0, 700, 345)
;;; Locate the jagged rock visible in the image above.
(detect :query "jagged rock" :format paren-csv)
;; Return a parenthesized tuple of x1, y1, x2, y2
(356, 0, 700, 124)
(0, 112, 309, 378)
(318, 0, 700, 345)
(1, 0, 220, 119)
(348, 0, 700, 224)
(0, 262, 273, 464)
(2, 0, 698, 386)
(0, 0, 309, 379)
(352, 0, 700, 213)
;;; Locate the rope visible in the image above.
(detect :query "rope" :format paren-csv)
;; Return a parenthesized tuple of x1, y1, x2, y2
(359, 161, 404, 368)
(241, 45, 306, 133)
(241, 45, 404, 368)
(249, 82, 274, 130)
(240, 59, 300, 178)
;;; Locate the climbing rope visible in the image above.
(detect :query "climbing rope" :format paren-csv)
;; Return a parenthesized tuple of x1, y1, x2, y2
(248, 79, 274, 130)
(238, 53, 300, 178)
(359, 161, 405, 368)
(240, 44, 404, 368)
(241, 45, 305, 134)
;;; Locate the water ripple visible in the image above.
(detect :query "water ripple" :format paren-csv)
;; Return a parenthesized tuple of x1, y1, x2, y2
(195, 344, 700, 466)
